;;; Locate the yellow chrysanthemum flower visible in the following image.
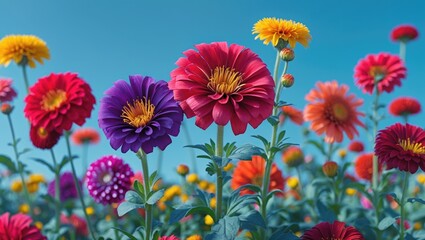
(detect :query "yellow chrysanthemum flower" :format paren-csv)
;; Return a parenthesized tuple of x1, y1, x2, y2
(162, 185, 182, 201)
(417, 173, 425, 185)
(253, 18, 312, 49)
(187, 235, 203, 240)
(28, 173, 46, 184)
(198, 180, 209, 190)
(0, 35, 50, 68)
(206, 183, 216, 193)
(26, 181, 39, 193)
(204, 215, 214, 226)
(186, 173, 199, 184)
(19, 204, 30, 214)
(286, 176, 299, 189)
(10, 179, 23, 192)
(345, 188, 357, 196)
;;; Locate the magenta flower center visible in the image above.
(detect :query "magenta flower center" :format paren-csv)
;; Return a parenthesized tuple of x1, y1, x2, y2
(121, 98, 155, 128)
(369, 66, 387, 82)
(208, 66, 243, 94)
(42, 89, 67, 111)
(398, 138, 425, 154)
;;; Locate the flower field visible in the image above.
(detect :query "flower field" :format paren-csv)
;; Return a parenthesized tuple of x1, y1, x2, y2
(0, 2, 424, 240)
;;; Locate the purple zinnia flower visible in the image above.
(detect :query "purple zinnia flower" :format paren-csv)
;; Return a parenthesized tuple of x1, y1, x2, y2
(98, 75, 183, 153)
(86, 155, 134, 205)
(48, 172, 80, 201)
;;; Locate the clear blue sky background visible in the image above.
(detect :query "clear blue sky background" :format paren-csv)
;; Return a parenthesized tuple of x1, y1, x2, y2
(1, 0, 424, 183)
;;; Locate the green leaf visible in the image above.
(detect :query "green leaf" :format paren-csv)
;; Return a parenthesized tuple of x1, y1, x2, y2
(224, 142, 237, 158)
(229, 144, 264, 160)
(111, 227, 138, 240)
(117, 201, 144, 217)
(407, 197, 425, 205)
(275, 100, 289, 108)
(277, 130, 286, 143)
(239, 210, 266, 230)
(270, 229, 300, 240)
(185, 144, 212, 156)
(58, 155, 76, 171)
(205, 216, 240, 240)
(169, 206, 215, 225)
(125, 190, 144, 204)
(206, 162, 217, 176)
(238, 184, 261, 194)
(32, 158, 55, 173)
(316, 199, 336, 222)
(252, 135, 270, 150)
(133, 180, 145, 196)
(0, 155, 17, 173)
(146, 189, 164, 205)
(149, 171, 161, 190)
(305, 140, 326, 156)
(378, 216, 396, 230)
(267, 115, 279, 126)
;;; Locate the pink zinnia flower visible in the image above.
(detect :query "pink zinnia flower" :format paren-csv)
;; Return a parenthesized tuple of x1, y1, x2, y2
(375, 123, 425, 173)
(0, 212, 46, 239)
(389, 97, 421, 117)
(354, 53, 406, 94)
(159, 235, 180, 240)
(391, 25, 419, 42)
(0, 78, 17, 102)
(169, 42, 274, 135)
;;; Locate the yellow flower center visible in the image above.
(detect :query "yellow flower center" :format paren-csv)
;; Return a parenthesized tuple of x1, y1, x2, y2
(332, 103, 349, 121)
(41, 90, 67, 111)
(121, 98, 155, 128)
(398, 138, 425, 154)
(369, 66, 387, 82)
(37, 127, 48, 139)
(208, 66, 243, 94)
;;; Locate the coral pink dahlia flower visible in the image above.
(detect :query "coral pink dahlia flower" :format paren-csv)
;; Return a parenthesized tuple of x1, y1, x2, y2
(0, 212, 46, 239)
(169, 42, 274, 135)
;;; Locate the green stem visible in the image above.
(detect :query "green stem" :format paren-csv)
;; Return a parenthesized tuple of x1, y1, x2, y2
(326, 142, 334, 161)
(215, 125, 224, 220)
(21, 64, 30, 94)
(137, 149, 152, 240)
(51, 149, 61, 233)
(399, 172, 409, 240)
(295, 166, 304, 197)
(82, 142, 89, 178)
(6, 114, 34, 217)
(399, 41, 407, 62)
(111, 205, 120, 240)
(156, 150, 163, 176)
(182, 120, 197, 173)
(65, 132, 97, 240)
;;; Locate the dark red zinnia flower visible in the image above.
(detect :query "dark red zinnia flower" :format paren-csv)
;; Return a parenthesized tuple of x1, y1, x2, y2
(169, 42, 275, 135)
(391, 25, 419, 42)
(354, 153, 383, 181)
(24, 73, 96, 133)
(389, 97, 421, 117)
(0, 212, 46, 240)
(354, 53, 406, 94)
(375, 123, 425, 173)
(302, 221, 365, 240)
(30, 124, 61, 149)
(348, 140, 365, 152)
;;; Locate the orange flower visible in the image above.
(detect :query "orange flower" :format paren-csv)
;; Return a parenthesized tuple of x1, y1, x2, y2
(280, 106, 303, 125)
(304, 81, 365, 143)
(71, 128, 100, 145)
(231, 156, 285, 195)
(354, 153, 382, 181)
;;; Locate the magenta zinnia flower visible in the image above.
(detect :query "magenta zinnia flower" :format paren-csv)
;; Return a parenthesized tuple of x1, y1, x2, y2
(169, 42, 274, 135)
(302, 221, 364, 240)
(86, 155, 134, 205)
(0, 212, 46, 240)
(98, 75, 183, 153)
(48, 172, 80, 201)
(375, 123, 425, 173)
(391, 25, 419, 42)
(0, 78, 17, 103)
(354, 53, 406, 94)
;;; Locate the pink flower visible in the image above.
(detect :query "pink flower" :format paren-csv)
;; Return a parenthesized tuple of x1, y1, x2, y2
(360, 195, 373, 209)
(391, 25, 419, 42)
(0, 212, 46, 239)
(0, 78, 17, 102)
(170, 42, 274, 135)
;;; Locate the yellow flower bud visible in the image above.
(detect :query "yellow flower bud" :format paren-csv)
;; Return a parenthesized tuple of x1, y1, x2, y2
(345, 188, 357, 196)
(186, 173, 199, 184)
(204, 215, 214, 226)
(210, 197, 217, 209)
(19, 204, 30, 214)
(286, 177, 299, 189)
(10, 180, 23, 192)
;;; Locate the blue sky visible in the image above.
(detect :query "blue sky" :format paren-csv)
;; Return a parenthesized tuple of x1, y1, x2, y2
(1, 0, 425, 183)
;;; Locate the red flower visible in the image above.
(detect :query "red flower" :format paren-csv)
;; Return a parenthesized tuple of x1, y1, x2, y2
(0, 78, 17, 102)
(391, 25, 419, 42)
(24, 73, 96, 133)
(60, 214, 88, 237)
(169, 42, 274, 135)
(71, 127, 100, 145)
(231, 156, 285, 195)
(159, 235, 180, 240)
(354, 53, 406, 94)
(0, 212, 46, 240)
(304, 81, 365, 143)
(375, 123, 425, 173)
(354, 153, 383, 181)
(302, 221, 364, 240)
(30, 124, 61, 149)
(389, 97, 421, 117)
(280, 105, 304, 125)
(348, 140, 365, 152)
